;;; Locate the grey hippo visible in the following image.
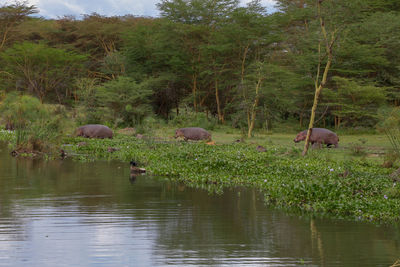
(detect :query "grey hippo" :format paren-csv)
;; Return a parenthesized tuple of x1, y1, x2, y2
(294, 128, 339, 148)
(174, 127, 212, 141)
(75, 124, 113, 139)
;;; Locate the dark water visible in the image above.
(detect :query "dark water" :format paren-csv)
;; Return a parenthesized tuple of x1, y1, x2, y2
(0, 146, 399, 266)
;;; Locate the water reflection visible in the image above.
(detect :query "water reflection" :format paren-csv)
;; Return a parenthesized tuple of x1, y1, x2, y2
(0, 145, 399, 266)
(129, 173, 137, 184)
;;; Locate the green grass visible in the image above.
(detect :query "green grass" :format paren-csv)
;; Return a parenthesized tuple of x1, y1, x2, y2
(154, 126, 391, 165)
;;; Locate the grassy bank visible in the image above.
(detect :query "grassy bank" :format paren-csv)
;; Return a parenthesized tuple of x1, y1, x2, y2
(1, 128, 399, 223)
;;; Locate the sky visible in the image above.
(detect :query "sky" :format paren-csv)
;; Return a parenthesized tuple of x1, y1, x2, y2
(3, 0, 277, 19)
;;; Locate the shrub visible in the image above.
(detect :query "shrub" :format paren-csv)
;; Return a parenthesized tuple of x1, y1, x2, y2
(348, 138, 368, 157)
(378, 107, 400, 157)
(96, 76, 152, 127)
(169, 108, 217, 130)
(0, 93, 69, 152)
(135, 116, 166, 135)
(75, 77, 153, 127)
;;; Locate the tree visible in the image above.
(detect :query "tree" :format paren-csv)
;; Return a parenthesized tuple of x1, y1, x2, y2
(95, 76, 153, 126)
(323, 77, 387, 127)
(333, 11, 400, 108)
(0, 1, 37, 51)
(47, 14, 147, 81)
(0, 41, 87, 103)
(242, 61, 265, 137)
(157, 0, 243, 123)
(157, 0, 239, 25)
(123, 19, 191, 118)
(272, 0, 322, 127)
(301, 0, 344, 156)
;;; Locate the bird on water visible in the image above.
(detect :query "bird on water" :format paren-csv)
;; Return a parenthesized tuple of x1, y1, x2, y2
(130, 160, 146, 173)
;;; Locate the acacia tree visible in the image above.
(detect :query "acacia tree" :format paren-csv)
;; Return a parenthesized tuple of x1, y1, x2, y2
(227, 1, 278, 135)
(242, 61, 265, 137)
(123, 19, 190, 118)
(74, 14, 137, 80)
(0, 1, 37, 51)
(270, 0, 321, 128)
(302, 0, 339, 156)
(323, 77, 387, 127)
(95, 76, 153, 126)
(0, 42, 87, 103)
(157, 0, 241, 123)
(299, 0, 380, 154)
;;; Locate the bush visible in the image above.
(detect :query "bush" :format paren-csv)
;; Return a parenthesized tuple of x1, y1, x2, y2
(169, 109, 217, 130)
(96, 76, 153, 127)
(0, 93, 70, 152)
(135, 116, 166, 135)
(75, 77, 153, 127)
(378, 107, 400, 157)
(348, 138, 368, 157)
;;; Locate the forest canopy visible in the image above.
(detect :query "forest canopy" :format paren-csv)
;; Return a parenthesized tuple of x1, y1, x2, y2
(0, 0, 399, 133)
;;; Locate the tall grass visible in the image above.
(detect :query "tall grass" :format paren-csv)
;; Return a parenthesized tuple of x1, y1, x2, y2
(380, 108, 400, 159)
(0, 93, 71, 153)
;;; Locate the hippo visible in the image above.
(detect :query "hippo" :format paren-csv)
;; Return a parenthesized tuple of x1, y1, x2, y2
(75, 124, 113, 139)
(294, 128, 339, 148)
(175, 127, 211, 141)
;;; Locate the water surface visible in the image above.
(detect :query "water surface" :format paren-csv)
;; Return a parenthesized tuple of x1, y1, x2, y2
(0, 145, 399, 266)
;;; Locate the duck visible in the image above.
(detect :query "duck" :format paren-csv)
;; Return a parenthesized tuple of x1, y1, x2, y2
(130, 160, 146, 173)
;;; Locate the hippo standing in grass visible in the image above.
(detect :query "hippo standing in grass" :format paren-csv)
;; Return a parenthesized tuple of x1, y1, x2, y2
(294, 128, 339, 148)
(175, 127, 211, 141)
(75, 124, 113, 139)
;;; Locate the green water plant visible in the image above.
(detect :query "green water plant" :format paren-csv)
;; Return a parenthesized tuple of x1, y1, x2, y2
(0, 129, 398, 223)
(56, 134, 400, 224)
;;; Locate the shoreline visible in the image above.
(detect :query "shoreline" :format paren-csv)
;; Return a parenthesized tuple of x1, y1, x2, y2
(1, 130, 399, 224)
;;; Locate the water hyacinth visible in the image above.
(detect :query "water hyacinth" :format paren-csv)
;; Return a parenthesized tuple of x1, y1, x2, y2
(0, 131, 399, 223)
(41, 137, 400, 223)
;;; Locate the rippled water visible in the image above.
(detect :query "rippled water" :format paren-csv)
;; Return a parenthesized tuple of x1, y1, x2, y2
(0, 145, 399, 266)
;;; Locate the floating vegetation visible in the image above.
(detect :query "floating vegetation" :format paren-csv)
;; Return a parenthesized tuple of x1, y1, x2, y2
(1, 131, 399, 223)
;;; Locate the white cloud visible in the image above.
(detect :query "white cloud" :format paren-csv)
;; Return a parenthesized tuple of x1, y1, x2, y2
(243, 0, 276, 5)
(17, 0, 276, 19)
(38, 0, 86, 18)
(25, 0, 160, 18)
(241, 0, 277, 12)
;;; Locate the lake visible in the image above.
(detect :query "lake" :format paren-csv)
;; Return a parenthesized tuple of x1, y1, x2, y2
(0, 145, 399, 266)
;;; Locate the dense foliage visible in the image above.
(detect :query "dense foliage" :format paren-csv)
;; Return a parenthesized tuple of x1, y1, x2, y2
(0, 0, 399, 223)
(0, 0, 398, 132)
(0, 93, 70, 152)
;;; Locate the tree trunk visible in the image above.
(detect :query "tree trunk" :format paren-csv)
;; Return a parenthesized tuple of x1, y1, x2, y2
(247, 101, 258, 138)
(215, 79, 224, 123)
(302, 1, 337, 156)
(302, 86, 322, 155)
(247, 73, 263, 138)
(192, 73, 198, 112)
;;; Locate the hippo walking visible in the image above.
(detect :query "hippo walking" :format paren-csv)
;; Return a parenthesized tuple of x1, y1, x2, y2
(75, 124, 113, 139)
(175, 127, 211, 141)
(294, 128, 339, 148)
